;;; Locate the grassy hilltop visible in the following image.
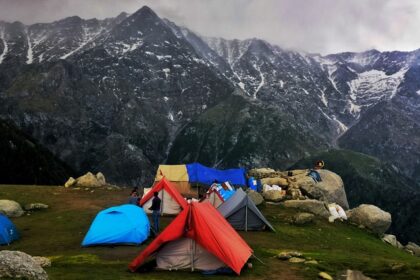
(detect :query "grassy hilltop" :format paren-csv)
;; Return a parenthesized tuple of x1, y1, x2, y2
(0, 185, 419, 280)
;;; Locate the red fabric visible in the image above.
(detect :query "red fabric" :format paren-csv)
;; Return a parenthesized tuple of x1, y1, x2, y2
(129, 201, 253, 275)
(140, 177, 188, 209)
(205, 187, 224, 203)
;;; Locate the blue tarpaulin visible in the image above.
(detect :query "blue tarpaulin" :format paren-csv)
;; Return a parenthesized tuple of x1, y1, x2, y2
(186, 163, 246, 186)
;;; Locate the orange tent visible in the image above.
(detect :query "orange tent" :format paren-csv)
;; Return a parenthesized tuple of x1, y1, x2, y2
(129, 201, 253, 275)
(140, 178, 188, 215)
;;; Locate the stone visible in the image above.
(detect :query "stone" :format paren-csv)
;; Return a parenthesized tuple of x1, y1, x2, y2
(382, 234, 403, 249)
(405, 242, 420, 256)
(346, 204, 392, 235)
(293, 212, 315, 225)
(23, 203, 49, 211)
(284, 199, 330, 218)
(277, 253, 292, 260)
(95, 172, 106, 185)
(32, 257, 51, 268)
(319, 272, 333, 280)
(64, 177, 76, 188)
(260, 177, 288, 186)
(247, 191, 264, 206)
(305, 260, 318, 265)
(288, 257, 306, 263)
(0, 200, 24, 217)
(263, 190, 285, 202)
(75, 172, 102, 188)
(338, 270, 373, 280)
(389, 263, 405, 272)
(300, 169, 349, 209)
(0, 250, 48, 280)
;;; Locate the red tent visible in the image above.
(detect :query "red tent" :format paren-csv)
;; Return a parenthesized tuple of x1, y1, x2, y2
(140, 177, 188, 215)
(129, 201, 253, 275)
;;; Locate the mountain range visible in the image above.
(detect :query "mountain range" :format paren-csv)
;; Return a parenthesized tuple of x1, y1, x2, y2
(0, 6, 418, 186)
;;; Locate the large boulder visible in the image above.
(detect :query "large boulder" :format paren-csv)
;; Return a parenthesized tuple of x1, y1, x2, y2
(247, 191, 264, 206)
(298, 169, 349, 209)
(382, 234, 403, 249)
(0, 200, 24, 217)
(0, 250, 48, 280)
(64, 177, 76, 188)
(263, 190, 285, 202)
(346, 204, 392, 234)
(75, 172, 102, 188)
(405, 242, 420, 256)
(96, 172, 106, 185)
(283, 199, 330, 218)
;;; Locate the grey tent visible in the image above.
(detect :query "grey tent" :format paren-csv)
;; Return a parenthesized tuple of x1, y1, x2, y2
(217, 188, 275, 232)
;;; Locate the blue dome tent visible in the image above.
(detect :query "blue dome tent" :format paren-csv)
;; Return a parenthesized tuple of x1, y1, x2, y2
(0, 214, 19, 245)
(82, 204, 149, 246)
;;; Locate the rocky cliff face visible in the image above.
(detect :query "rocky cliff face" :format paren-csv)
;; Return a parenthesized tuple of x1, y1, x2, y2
(0, 5, 419, 186)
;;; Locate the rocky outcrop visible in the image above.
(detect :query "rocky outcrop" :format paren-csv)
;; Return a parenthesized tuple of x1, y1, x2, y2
(283, 199, 330, 218)
(23, 203, 49, 211)
(0, 250, 48, 280)
(382, 234, 403, 249)
(260, 177, 288, 186)
(247, 191, 264, 206)
(0, 200, 24, 217)
(405, 242, 420, 256)
(346, 204, 392, 234)
(292, 212, 315, 225)
(65, 172, 107, 188)
(295, 169, 349, 209)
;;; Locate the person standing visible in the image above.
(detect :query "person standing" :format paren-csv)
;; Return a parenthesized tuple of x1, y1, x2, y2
(128, 190, 139, 205)
(149, 192, 161, 234)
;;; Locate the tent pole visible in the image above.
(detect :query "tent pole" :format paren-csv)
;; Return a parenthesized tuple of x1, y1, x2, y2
(191, 239, 194, 272)
(161, 189, 164, 216)
(245, 203, 248, 232)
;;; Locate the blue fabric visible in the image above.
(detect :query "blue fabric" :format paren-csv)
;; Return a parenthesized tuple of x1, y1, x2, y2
(186, 163, 246, 186)
(308, 170, 322, 182)
(0, 214, 19, 245)
(248, 177, 258, 191)
(82, 204, 149, 246)
(218, 188, 235, 201)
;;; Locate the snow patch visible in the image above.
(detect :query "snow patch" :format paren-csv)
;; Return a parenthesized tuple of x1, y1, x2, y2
(253, 64, 265, 99)
(26, 30, 33, 64)
(168, 112, 174, 122)
(280, 80, 284, 88)
(0, 30, 8, 64)
(320, 89, 328, 107)
(302, 88, 309, 95)
(163, 96, 169, 101)
(416, 90, 420, 96)
(238, 82, 245, 90)
(163, 68, 170, 79)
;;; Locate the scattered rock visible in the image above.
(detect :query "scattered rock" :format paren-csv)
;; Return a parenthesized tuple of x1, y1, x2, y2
(75, 172, 102, 188)
(305, 260, 318, 265)
(263, 190, 285, 202)
(247, 191, 264, 206)
(389, 262, 405, 272)
(338, 270, 373, 280)
(382, 234, 403, 249)
(277, 253, 292, 260)
(405, 242, 420, 256)
(0, 250, 48, 280)
(346, 204, 391, 234)
(293, 212, 315, 225)
(95, 172, 106, 185)
(32, 257, 51, 268)
(319, 271, 333, 280)
(0, 200, 24, 217)
(24, 203, 49, 211)
(284, 199, 330, 218)
(288, 257, 306, 263)
(300, 170, 349, 209)
(64, 177, 76, 188)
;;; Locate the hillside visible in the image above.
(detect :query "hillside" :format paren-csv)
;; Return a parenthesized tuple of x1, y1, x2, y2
(0, 120, 74, 185)
(290, 149, 420, 244)
(1, 185, 419, 280)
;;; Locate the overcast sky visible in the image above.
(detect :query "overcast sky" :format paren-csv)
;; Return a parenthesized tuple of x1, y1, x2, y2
(0, 0, 419, 54)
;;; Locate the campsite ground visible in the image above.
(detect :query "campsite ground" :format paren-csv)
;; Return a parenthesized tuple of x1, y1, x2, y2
(0, 185, 419, 280)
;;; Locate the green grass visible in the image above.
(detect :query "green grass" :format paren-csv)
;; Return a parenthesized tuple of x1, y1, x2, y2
(1, 185, 419, 280)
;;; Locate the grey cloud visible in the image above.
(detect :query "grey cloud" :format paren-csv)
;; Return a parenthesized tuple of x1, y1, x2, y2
(0, 0, 419, 54)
